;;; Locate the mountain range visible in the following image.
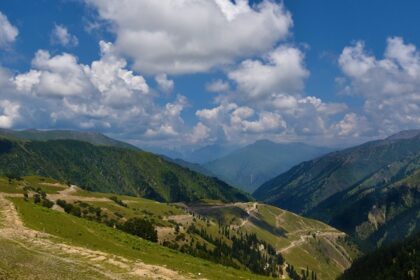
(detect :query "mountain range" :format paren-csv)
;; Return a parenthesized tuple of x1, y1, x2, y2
(0, 128, 137, 150)
(204, 140, 331, 192)
(0, 136, 250, 203)
(254, 130, 420, 247)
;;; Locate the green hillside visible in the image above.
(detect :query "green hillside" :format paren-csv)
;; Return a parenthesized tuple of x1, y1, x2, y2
(338, 233, 420, 280)
(204, 140, 331, 193)
(0, 176, 358, 280)
(0, 128, 138, 150)
(0, 179, 267, 280)
(0, 138, 250, 203)
(254, 130, 420, 247)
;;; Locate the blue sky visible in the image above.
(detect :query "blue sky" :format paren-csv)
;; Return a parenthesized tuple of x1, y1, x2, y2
(0, 0, 419, 150)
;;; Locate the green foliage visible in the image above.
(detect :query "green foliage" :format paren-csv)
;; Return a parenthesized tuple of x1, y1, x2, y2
(339, 233, 420, 280)
(109, 196, 128, 207)
(41, 198, 54, 208)
(122, 217, 157, 242)
(0, 138, 251, 203)
(10, 197, 269, 280)
(254, 131, 420, 247)
(179, 223, 284, 277)
(33, 194, 41, 204)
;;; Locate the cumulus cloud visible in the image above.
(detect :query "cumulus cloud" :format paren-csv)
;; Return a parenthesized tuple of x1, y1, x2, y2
(15, 50, 91, 97)
(85, 0, 292, 74)
(10, 41, 188, 143)
(0, 100, 20, 128)
(338, 37, 420, 135)
(51, 24, 79, 47)
(155, 73, 174, 93)
(0, 11, 18, 48)
(228, 46, 309, 100)
(195, 45, 348, 144)
(189, 122, 211, 144)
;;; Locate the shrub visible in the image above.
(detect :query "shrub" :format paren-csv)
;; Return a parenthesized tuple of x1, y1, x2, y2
(33, 194, 41, 204)
(109, 196, 128, 208)
(122, 217, 157, 242)
(42, 198, 54, 208)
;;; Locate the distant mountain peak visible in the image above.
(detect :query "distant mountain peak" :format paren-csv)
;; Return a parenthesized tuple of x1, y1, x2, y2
(386, 129, 420, 141)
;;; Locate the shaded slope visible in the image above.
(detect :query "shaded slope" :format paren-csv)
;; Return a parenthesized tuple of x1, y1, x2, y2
(338, 233, 420, 280)
(205, 140, 331, 192)
(0, 138, 250, 203)
(254, 130, 420, 246)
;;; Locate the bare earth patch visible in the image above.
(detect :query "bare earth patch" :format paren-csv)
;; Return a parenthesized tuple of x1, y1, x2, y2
(0, 193, 194, 280)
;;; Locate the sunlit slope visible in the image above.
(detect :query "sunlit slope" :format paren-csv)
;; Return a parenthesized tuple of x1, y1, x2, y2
(0, 176, 357, 280)
(0, 180, 268, 280)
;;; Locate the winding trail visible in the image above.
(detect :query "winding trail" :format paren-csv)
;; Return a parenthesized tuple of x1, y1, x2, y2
(0, 193, 194, 280)
(279, 231, 345, 253)
(237, 202, 258, 228)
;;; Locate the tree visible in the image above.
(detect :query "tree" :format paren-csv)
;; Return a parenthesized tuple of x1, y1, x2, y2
(33, 194, 41, 204)
(122, 217, 157, 242)
(42, 198, 54, 208)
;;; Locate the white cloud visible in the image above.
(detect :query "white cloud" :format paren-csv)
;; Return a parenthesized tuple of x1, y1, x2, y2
(194, 44, 348, 144)
(155, 73, 174, 93)
(206, 79, 230, 93)
(0, 100, 20, 128)
(338, 37, 420, 135)
(85, 41, 149, 106)
(9, 42, 190, 143)
(189, 122, 211, 144)
(51, 24, 79, 47)
(85, 0, 292, 74)
(0, 11, 18, 48)
(15, 50, 91, 97)
(228, 46, 309, 100)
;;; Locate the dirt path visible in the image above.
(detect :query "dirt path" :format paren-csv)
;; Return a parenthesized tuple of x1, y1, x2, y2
(235, 202, 258, 229)
(279, 231, 346, 253)
(0, 193, 194, 280)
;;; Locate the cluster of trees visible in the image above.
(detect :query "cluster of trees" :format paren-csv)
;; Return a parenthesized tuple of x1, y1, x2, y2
(287, 265, 318, 280)
(55, 199, 158, 243)
(56, 200, 83, 217)
(339, 233, 420, 280)
(23, 186, 54, 209)
(121, 217, 158, 242)
(5, 173, 22, 184)
(164, 223, 285, 277)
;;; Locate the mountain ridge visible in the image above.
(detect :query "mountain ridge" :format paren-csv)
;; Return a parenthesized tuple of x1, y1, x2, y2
(205, 139, 332, 192)
(254, 130, 420, 247)
(0, 137, 250, 203)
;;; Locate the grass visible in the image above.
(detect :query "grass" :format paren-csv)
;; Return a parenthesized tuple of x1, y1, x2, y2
(0, 239, 106, 280)
(0, 176, 66, 194)
(10, 197, 269, 280)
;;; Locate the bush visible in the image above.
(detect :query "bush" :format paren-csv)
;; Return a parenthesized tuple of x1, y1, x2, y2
(70, 206, 82, 217)
(33, 194, 41, 204)
(122, 217, 157, 242)
(109, 196, 128, 208)
(42, 198, 54, 208)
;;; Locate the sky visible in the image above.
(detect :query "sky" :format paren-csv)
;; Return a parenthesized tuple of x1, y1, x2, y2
(0, 0, 419, 151)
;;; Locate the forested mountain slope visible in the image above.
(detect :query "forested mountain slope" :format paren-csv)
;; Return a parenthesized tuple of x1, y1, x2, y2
(338, 233, 420, 280)
(254, 130, 420, 247)
(0, 138, 250, 203)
